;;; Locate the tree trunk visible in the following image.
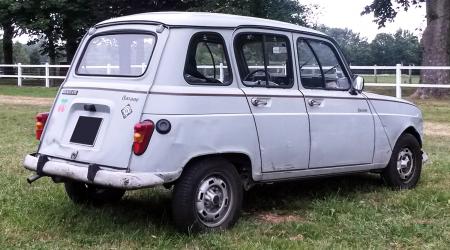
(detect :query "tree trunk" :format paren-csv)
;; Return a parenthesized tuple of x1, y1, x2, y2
(412, 0, 450, 99)
(47, 35, 57, 65)
(1, 20, 14, 75)
(65, 38, 78, 63)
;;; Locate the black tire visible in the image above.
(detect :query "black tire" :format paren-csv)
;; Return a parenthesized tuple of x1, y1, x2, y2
(64, 181, 125, 205)
(172, 158, 243, 233)
(382, 133, 422, 189)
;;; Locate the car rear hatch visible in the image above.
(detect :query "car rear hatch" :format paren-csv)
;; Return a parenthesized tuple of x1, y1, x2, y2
(37, 26, 167, 169)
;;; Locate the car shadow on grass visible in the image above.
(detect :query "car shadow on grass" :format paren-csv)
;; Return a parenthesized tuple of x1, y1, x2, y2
(46, 173, 385, 234)
(243, 173, 385, 212)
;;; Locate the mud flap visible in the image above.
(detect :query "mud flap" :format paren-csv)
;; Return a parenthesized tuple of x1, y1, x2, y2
(36, 155, 49, 176)
(87, 164, 100, 182)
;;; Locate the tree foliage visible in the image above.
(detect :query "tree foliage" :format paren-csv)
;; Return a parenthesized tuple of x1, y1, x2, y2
(362, 0, 425, 27)
(320, 27, 421, 66)
(188, 0, 315, 26)
(0, 0, 314, 64)
(363, 0, 449, 98)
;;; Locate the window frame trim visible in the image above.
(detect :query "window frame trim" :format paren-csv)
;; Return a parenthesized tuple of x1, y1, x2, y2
(183, 31, 233, 86)
(75, 30, 158, 78)
(296, 37, 352, 91)
(234, 32, 295, 89)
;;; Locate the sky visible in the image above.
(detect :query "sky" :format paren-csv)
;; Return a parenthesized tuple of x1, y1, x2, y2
(302, 0, 426, 41)
(8, 0, 427, 44)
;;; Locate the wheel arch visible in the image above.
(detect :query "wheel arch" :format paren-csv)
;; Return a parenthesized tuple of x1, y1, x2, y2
(402, 126, 422, 147)
(180, 152, 254, 185)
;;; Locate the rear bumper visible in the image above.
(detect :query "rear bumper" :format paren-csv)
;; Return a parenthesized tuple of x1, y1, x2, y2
(23, 154, 171, 190)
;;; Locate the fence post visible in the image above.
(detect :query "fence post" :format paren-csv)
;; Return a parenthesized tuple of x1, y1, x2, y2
(395, 63, 402, 99)
(219, 63, 224, 82)
(45, 63, 50, 88)
(408, 64, 413, 84)
(17, 63, 22, 87)
(374, 64, 377, 83)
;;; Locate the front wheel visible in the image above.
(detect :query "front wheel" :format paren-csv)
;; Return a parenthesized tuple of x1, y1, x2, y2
(382, 133, 422, 189)
(171, 158, 243, 233)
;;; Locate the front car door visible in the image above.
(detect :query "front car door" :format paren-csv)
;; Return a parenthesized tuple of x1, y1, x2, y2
(293, 34, 375, 168)
(233, 29, 310, 173)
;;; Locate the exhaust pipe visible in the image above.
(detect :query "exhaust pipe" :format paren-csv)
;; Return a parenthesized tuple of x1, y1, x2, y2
(27, 174, 43, 184)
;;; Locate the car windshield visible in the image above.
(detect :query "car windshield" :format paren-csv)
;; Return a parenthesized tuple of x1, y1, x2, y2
(76, 33, 156, 77)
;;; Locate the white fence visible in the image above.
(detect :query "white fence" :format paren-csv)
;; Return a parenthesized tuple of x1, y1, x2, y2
(1, 63, 450, 98)
(353, 64, 450, 98)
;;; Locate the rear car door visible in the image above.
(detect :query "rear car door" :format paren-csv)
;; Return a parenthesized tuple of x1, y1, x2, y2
(234, 29, 310, 172)
(38, 26, 167, 169)
(294, 35, 375, 168)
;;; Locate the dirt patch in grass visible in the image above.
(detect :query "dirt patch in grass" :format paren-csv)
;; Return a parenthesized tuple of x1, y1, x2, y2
(0, 95, 53, 106)
(424, 121, 450, 137)
(257, 212, 306, 224)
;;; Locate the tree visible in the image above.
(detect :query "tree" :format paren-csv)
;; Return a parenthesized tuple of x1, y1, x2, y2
(17, 0, 65, 64)
(363, 0, 449, 98)
(319, 26, 373, 65)
(371, 33, 397, 65)
(189, 0, 315, 26)
(392, 29, 422, 65)
(0, 0, 19, 74)
(25, 0, 194, 63)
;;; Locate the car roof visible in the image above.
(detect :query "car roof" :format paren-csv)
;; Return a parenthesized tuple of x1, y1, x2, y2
(97, 11, 326, 36)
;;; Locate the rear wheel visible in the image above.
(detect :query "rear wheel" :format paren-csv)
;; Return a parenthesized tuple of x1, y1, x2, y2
(172, 158, 243, 233)
(382, 133, 422, 189)
(64, 181, 125, 204)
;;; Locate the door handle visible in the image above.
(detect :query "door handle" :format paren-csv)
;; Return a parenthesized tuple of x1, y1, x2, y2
(251, 97, 269, 107)
(308, 99, 323, 107)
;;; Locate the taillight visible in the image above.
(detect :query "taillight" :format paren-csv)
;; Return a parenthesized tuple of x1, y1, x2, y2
(35, 112, 49, 140)
(133, 120, 154, 155)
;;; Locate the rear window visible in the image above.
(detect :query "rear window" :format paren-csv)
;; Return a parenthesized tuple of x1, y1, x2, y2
(76, 33, 156, 77)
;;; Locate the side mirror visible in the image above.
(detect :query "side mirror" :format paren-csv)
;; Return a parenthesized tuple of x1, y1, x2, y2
(352, 76, 364, 93)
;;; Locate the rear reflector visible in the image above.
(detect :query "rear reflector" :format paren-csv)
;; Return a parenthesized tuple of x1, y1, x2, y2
(35, 112, 49, 140)
(133, 120, 154, 155)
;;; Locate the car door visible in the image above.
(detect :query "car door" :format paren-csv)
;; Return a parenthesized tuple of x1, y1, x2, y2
(294, 35, 375, 168)
(233, 29, 310, 172)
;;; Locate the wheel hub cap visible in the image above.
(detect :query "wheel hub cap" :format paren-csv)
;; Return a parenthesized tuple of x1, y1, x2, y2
(397, 148, 414, 180)
(196, 176, 231, 227)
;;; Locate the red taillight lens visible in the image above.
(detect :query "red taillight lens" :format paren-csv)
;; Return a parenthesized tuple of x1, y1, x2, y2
(35, 112, 49, 140)
(133, 120, 154, 155)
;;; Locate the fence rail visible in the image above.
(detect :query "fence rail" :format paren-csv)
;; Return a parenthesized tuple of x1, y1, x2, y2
(1, 63, 450, 98)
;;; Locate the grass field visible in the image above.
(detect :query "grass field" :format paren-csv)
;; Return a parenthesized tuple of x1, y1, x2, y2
(361, 74, 421, 85)
(0, 89, 449, 249)
(0, 85, 59, 98)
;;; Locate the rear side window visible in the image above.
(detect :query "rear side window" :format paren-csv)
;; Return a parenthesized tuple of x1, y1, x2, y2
(184, 32, 232, 85)
(297, 39, 350, 90)
(235, 33, 293, 88)
(76, 33, 156, 77)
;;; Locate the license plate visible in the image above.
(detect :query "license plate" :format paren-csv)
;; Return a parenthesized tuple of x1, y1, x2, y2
(70, 116, 103, 146)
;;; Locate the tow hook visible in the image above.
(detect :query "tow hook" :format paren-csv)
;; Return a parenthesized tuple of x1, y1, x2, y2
(27, 174, 43, 184)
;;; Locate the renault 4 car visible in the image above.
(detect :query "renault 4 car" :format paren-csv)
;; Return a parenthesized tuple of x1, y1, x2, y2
(24, 12, 427, 232)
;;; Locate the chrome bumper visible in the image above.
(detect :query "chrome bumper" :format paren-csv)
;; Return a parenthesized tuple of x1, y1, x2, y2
(23, 154, 166, 190)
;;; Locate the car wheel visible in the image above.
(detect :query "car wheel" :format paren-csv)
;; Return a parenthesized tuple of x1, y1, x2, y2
(382, 133, 422, 189)
(64, 181, 125, 204)
(172, 158, 243, 233)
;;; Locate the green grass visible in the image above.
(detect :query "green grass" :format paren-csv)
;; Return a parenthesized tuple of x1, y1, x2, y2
(0, 98, 449, 249)
(361, 74, 421, 84)
(0, 85, 59, 98)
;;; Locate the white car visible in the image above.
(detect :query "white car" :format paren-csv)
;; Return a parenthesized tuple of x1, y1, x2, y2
(24, 12, 426, 232)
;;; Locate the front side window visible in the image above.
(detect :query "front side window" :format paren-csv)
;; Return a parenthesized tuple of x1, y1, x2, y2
(184, 32, 232, 85)
(77, 33, 156, 77)
(297, 39, 350, 90)
(235, 33, 293, 88)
